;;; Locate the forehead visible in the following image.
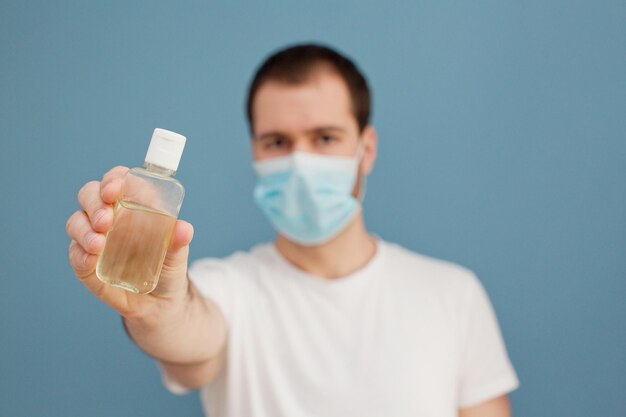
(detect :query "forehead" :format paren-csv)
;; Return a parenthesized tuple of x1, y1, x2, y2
(252, 72, 356, 135)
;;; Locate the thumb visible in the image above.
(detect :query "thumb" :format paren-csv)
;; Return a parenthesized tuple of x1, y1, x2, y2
(149, 220, 194, 298)
(161, 219, 194, 273)
(169, 219, 194, 252)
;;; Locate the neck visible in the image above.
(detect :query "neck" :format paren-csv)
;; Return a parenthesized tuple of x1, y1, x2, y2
(274, 213, 377, 279)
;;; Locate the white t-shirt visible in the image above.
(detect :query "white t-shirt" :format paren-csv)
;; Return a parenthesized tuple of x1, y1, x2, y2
(161, 239, 519, 417)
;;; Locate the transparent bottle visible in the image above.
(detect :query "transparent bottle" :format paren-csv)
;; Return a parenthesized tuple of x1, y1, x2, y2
(96, 128, 186, 294)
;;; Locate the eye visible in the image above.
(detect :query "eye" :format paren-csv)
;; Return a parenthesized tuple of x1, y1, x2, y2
(316, 134, 337, 146)
(265, 137, 288, 150)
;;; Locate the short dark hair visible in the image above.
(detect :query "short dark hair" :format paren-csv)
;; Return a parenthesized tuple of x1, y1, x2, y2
(246, 43, 371, 133)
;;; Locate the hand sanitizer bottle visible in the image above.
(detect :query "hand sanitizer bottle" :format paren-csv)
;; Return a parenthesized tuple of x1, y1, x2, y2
(96, 128, 186, 294)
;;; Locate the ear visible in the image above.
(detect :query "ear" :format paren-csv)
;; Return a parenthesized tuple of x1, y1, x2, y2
(250, 135, 261, 161)
(360, 124, 378, 176)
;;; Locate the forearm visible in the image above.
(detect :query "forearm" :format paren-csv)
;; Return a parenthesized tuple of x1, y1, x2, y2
(158, 344, 227, 389)
(459, 395, 512, 417)
(122, 282, 226, 365)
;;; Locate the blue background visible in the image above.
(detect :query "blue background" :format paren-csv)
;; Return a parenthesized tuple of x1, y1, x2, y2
(1, 1, 624, 416)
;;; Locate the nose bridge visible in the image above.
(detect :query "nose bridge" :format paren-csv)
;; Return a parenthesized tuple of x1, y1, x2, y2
(291, 135, 313, 153)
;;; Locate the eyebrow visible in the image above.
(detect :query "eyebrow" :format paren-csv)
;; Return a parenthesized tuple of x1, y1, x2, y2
(254, 125, 347, 141)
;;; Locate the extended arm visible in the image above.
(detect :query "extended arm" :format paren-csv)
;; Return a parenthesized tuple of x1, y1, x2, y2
(123, 282, 228, 389)
(459, 395, 512, 417)
(67, 166, 227, 389)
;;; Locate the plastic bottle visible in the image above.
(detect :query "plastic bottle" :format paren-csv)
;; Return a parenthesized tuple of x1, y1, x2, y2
(96, 128, 186, 294)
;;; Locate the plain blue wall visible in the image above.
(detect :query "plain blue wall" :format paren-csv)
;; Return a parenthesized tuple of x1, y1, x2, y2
(1, 1, 624, 416)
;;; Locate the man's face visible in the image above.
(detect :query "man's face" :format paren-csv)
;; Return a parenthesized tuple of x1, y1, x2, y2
(250, 71, 364, 161)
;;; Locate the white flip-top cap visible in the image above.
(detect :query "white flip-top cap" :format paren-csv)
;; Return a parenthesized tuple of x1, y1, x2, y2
(145, 128, 186, 171)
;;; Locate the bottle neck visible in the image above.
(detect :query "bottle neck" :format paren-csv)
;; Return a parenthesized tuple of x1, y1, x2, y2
(144, 162, 176, 177)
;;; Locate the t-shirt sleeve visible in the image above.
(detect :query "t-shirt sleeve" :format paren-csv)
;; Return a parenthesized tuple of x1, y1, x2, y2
(187, 257, 236, 326)
(457, 274, 519, 408)
(158, 257, 236, 395)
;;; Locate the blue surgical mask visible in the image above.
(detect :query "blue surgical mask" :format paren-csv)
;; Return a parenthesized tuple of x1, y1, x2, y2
(253, 144, 364, 246)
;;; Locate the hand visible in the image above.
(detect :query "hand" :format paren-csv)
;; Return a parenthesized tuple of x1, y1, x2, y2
(66, 166, 194, 319)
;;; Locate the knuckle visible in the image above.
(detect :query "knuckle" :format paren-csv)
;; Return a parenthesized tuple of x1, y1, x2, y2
(85, 232, 104, 254)
(79, 265, 94, 278)
(78, 180, 98, 198)
(92, 208, 107, 228)
(78, 181, 100, 207)
(100, 178, 117, 196)
(68, 241, 95, 279)
(65, 214, 74, 235)
(68, 242, 84, 270)
(103, 166, 128, 181)
(83, 232, 96, 252)
(66, 211, 81, 235)
(68, 241, 77, 264)
(76, 256, 94, 278)
(75, 264, 91, 278)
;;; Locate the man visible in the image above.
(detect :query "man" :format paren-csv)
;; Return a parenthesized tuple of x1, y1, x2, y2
(66, 44, 519, 416)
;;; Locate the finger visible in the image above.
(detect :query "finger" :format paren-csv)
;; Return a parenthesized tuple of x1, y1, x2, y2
(68, 240, 98, 278)
(77, 181, 113, 232)
(159, 220, 194, 281)
(102, 165, 129, 182)
(68, 244, 133, 314)
(100, 166, 129, 204)
(169, 220, 194, 252)
(68, 239, 131, 313)
(66, 210, 106, 254)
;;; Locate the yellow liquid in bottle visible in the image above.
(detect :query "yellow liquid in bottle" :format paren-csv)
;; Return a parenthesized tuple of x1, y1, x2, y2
(96, 200, 177, 294)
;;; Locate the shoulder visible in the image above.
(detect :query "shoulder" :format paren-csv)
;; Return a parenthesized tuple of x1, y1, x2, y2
(380, 240, 483, 296)
(189, 242, 275, 279)
(380, 241, 497, 334)
(186, 242, 276, 314)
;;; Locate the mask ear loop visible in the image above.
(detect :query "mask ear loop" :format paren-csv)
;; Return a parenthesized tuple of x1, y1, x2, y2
(355, 140, 367, 203)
